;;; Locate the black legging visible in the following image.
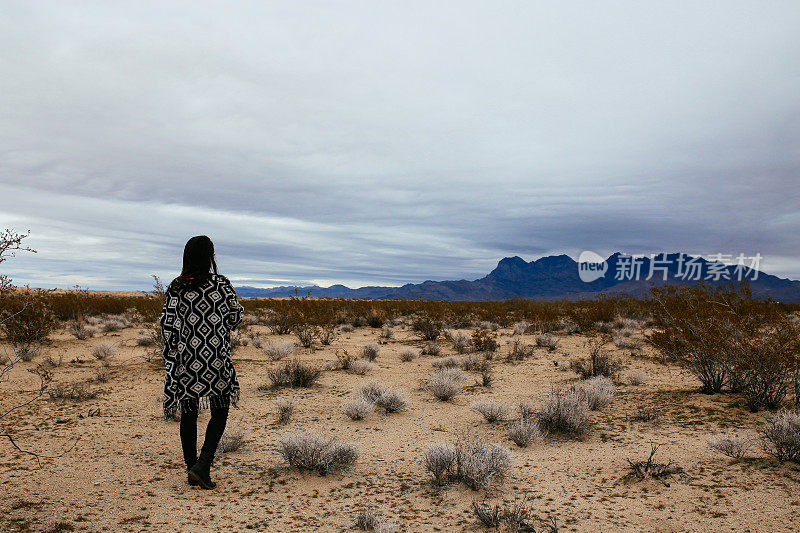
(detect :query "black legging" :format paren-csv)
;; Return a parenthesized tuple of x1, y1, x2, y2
(180, 404, 229, 468)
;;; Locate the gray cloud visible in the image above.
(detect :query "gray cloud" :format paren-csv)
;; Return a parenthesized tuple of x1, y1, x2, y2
(1, 1, 799, 290)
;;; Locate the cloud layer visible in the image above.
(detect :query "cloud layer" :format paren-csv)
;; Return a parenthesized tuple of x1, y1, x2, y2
(1, 1, 799, 290)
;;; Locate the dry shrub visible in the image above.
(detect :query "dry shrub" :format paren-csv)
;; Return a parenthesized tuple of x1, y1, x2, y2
(470, 398, 510, 423)
(361, 343, 380, 361)
(613, 334, 642, 350)
(421, 342, 441, 356)
(535, 334, 559, 351)
(92, 342, 117, 362)
(343, 397, 375, 420)
(462, 353, 489, 372)
(649, 282, 800, 408)
(425, 368, 465, 401)
(349, 359, 375, 375)
(536, 388, 590, 437)
(572, 376, 615, 410)
(473, 498, 558, 532)
(625, 444, 682, 485)
(318, 325, 337, 346)
(380, 325, 393, 340)
(450, 331, 471, 354)
(266, 360, 322, 388)
(512, 321, 532, 335)
(708, 434, 752, 459)
(352, 381, 408, 414)
(625, 370, 649, 385)
(274, 397, 295, 425)
(68, 320, 93, 340)
(0, 289, 57, 352)
(508, 339, 535, 361)
(216, 423, 246, 455)
(424, 436, 512, 490)
(354, 509, 398, 532)
(102, 317, 127, 332)
(398, 349, 417, 362)
(413, 315, 443, 341)
(761, 409, 800, 462)
(48, 381, 98, 401)
(278, 432, 358, 474)
(293, 323, 319, 348)
(135, 333, 155, 346)
(264, 341, 296, 361)
(431, 356, 462, 369)
(341, 324, 354, 333)
(507, 419, 544, 447)
(571, 339, 620, 379)
(471, 329, 498, 352)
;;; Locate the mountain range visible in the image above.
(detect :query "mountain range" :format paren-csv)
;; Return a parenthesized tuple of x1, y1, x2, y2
(234, 253, 800, 302)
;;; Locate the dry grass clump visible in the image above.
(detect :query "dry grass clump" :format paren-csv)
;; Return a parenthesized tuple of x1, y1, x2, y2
(470, 398, 511, 423)
(508, 339, 535, 361)
(462, 353, 489, 372)
(431, 356, 462, 369)
(413, 315, 443, 341)
(278, 432, 359, 475)
(625, 370, 649, 385)
(135, 333, 155, 347)
(266, 360, 322, 388)
(264, 341, 296, 361)
(506, 419, 544, 447)
(68, 320, 95, 340)
(342, 397, 376, 420)
(349, 381, 408, 415)
(398, 349, 417, 362)
(535, 334, 559, 351)
(472, 498, 558, 532)
(421, 342, 441, 356)
(274, 397, 295, 425)
(572, 376, 615, 410)
(512, 321, 532, 335)
(425, 368, 465, 401)
(613, 334, 642, 350)
(341, 323, 354, 333)
(374, 388, 408, 413)
(762, 409, 800, 462)
(424, 436, 512, 490)
(380, 325, 393, 340)
(354, 509, 398, 532)
(571, 339, 621, 379)
(216, 423, 246, 456)
(91, 342, 117, 362)
(349, 359, 376, 375)
(48, 381, 98, 401)
(361, 343, 381, 361)
(449, 331, 471, 354)
(536, 389, 590, 437)
(708, 434, 752, 459)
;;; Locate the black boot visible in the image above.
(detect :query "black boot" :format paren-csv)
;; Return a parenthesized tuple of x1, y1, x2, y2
(186, 457, 199, 486)
(188, 451, 216, 490)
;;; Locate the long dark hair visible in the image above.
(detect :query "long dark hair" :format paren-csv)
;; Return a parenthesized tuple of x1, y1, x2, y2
(171, 235, 218, 291)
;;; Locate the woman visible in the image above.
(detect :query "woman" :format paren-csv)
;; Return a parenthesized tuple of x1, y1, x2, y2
(160, 235, 243, 489)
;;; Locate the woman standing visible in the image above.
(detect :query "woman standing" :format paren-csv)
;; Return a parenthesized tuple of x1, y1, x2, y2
(160, 235, 243, 489)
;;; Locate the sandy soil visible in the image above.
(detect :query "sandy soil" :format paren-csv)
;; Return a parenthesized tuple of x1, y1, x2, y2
(1, 321, 799, 532)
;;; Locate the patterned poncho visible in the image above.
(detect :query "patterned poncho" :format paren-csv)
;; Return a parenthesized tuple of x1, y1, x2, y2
(160, 274, 244, 419)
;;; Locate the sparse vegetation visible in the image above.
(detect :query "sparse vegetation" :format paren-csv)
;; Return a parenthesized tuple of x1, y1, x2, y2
(535, 334, 559, 351)
(536, 388, 590, 437)
(470, 398, 510, 423)
(264, 341, 297, 361)
(278, 432, 359, 474)
(709, 434, 752, 459)
(266, 360, 322, 388)
(425, 368, 465, 401)
(274, 397, 295, 425)
(424, 436, 512, 490)
(507, 419, 544, 447)
(761, 409, 800, 462)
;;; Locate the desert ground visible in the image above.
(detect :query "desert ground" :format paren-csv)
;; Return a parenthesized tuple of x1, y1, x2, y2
(1, 312, 799, 532)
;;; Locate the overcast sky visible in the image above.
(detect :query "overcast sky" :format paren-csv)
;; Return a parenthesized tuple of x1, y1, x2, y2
(1, 1, 799, 291)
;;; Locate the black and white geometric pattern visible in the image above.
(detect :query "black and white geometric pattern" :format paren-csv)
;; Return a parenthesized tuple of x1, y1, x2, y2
(161, 274, 244, 419)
